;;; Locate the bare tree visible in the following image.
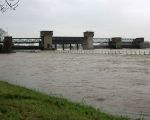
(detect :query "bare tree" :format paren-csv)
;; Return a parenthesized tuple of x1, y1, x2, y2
(0, 0, 20, 12)
(0, 28, 7, 41)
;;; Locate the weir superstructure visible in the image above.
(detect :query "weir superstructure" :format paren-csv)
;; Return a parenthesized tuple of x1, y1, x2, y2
(0, 31, 144, 50)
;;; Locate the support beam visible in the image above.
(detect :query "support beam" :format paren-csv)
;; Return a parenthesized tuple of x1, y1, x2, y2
(55, 44, 57, 50)
(62, 44, 65, 50)
(77, 44, 79, 50)
(70, 44, 72, 50)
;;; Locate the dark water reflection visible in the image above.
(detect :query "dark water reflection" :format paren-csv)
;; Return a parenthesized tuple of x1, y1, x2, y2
(0, 50, 150, 119)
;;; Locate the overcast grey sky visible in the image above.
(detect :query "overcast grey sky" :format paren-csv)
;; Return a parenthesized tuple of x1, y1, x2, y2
(0, 0, 150, 41)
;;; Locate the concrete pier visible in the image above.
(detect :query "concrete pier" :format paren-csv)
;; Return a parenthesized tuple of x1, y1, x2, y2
(133, 38, 144, 49)
(40, 31, 53, 50)
(3, 36, 13, 50)
(109, 37, 122, 49)
(83, 31, 94, 49)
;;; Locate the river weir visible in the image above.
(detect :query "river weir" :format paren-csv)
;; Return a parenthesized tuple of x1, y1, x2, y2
(0, 49, 150, 119)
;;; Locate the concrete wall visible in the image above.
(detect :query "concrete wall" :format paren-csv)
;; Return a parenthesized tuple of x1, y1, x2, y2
(109, 37, 122, 49)
(40, 31, 53, 50)
(83, 31, 94, 49)
(133, 38, 144, 49)
(0, 36, 13, 52)
(3, 36, 13, 49)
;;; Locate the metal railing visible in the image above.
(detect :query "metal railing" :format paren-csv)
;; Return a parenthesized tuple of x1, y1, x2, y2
(93, 38, 111, 43)
(12, 38, 41, 43)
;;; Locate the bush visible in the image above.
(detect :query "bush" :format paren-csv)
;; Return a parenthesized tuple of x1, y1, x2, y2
(0, 44, 3, 52)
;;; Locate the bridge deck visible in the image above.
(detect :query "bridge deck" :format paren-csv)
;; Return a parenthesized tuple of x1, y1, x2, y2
(53, 37, 84, 44)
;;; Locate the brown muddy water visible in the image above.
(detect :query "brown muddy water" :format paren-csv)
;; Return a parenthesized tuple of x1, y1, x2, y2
(0, 49, 150, 119)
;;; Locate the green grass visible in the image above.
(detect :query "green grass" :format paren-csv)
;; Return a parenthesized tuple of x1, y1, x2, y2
(0, 81, 130, 120)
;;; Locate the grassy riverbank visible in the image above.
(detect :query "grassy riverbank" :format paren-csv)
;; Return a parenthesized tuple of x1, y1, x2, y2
(0, 81, 130, 120)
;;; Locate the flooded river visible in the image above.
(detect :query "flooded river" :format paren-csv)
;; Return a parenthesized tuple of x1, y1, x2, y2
(0, 49, 150, 119)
